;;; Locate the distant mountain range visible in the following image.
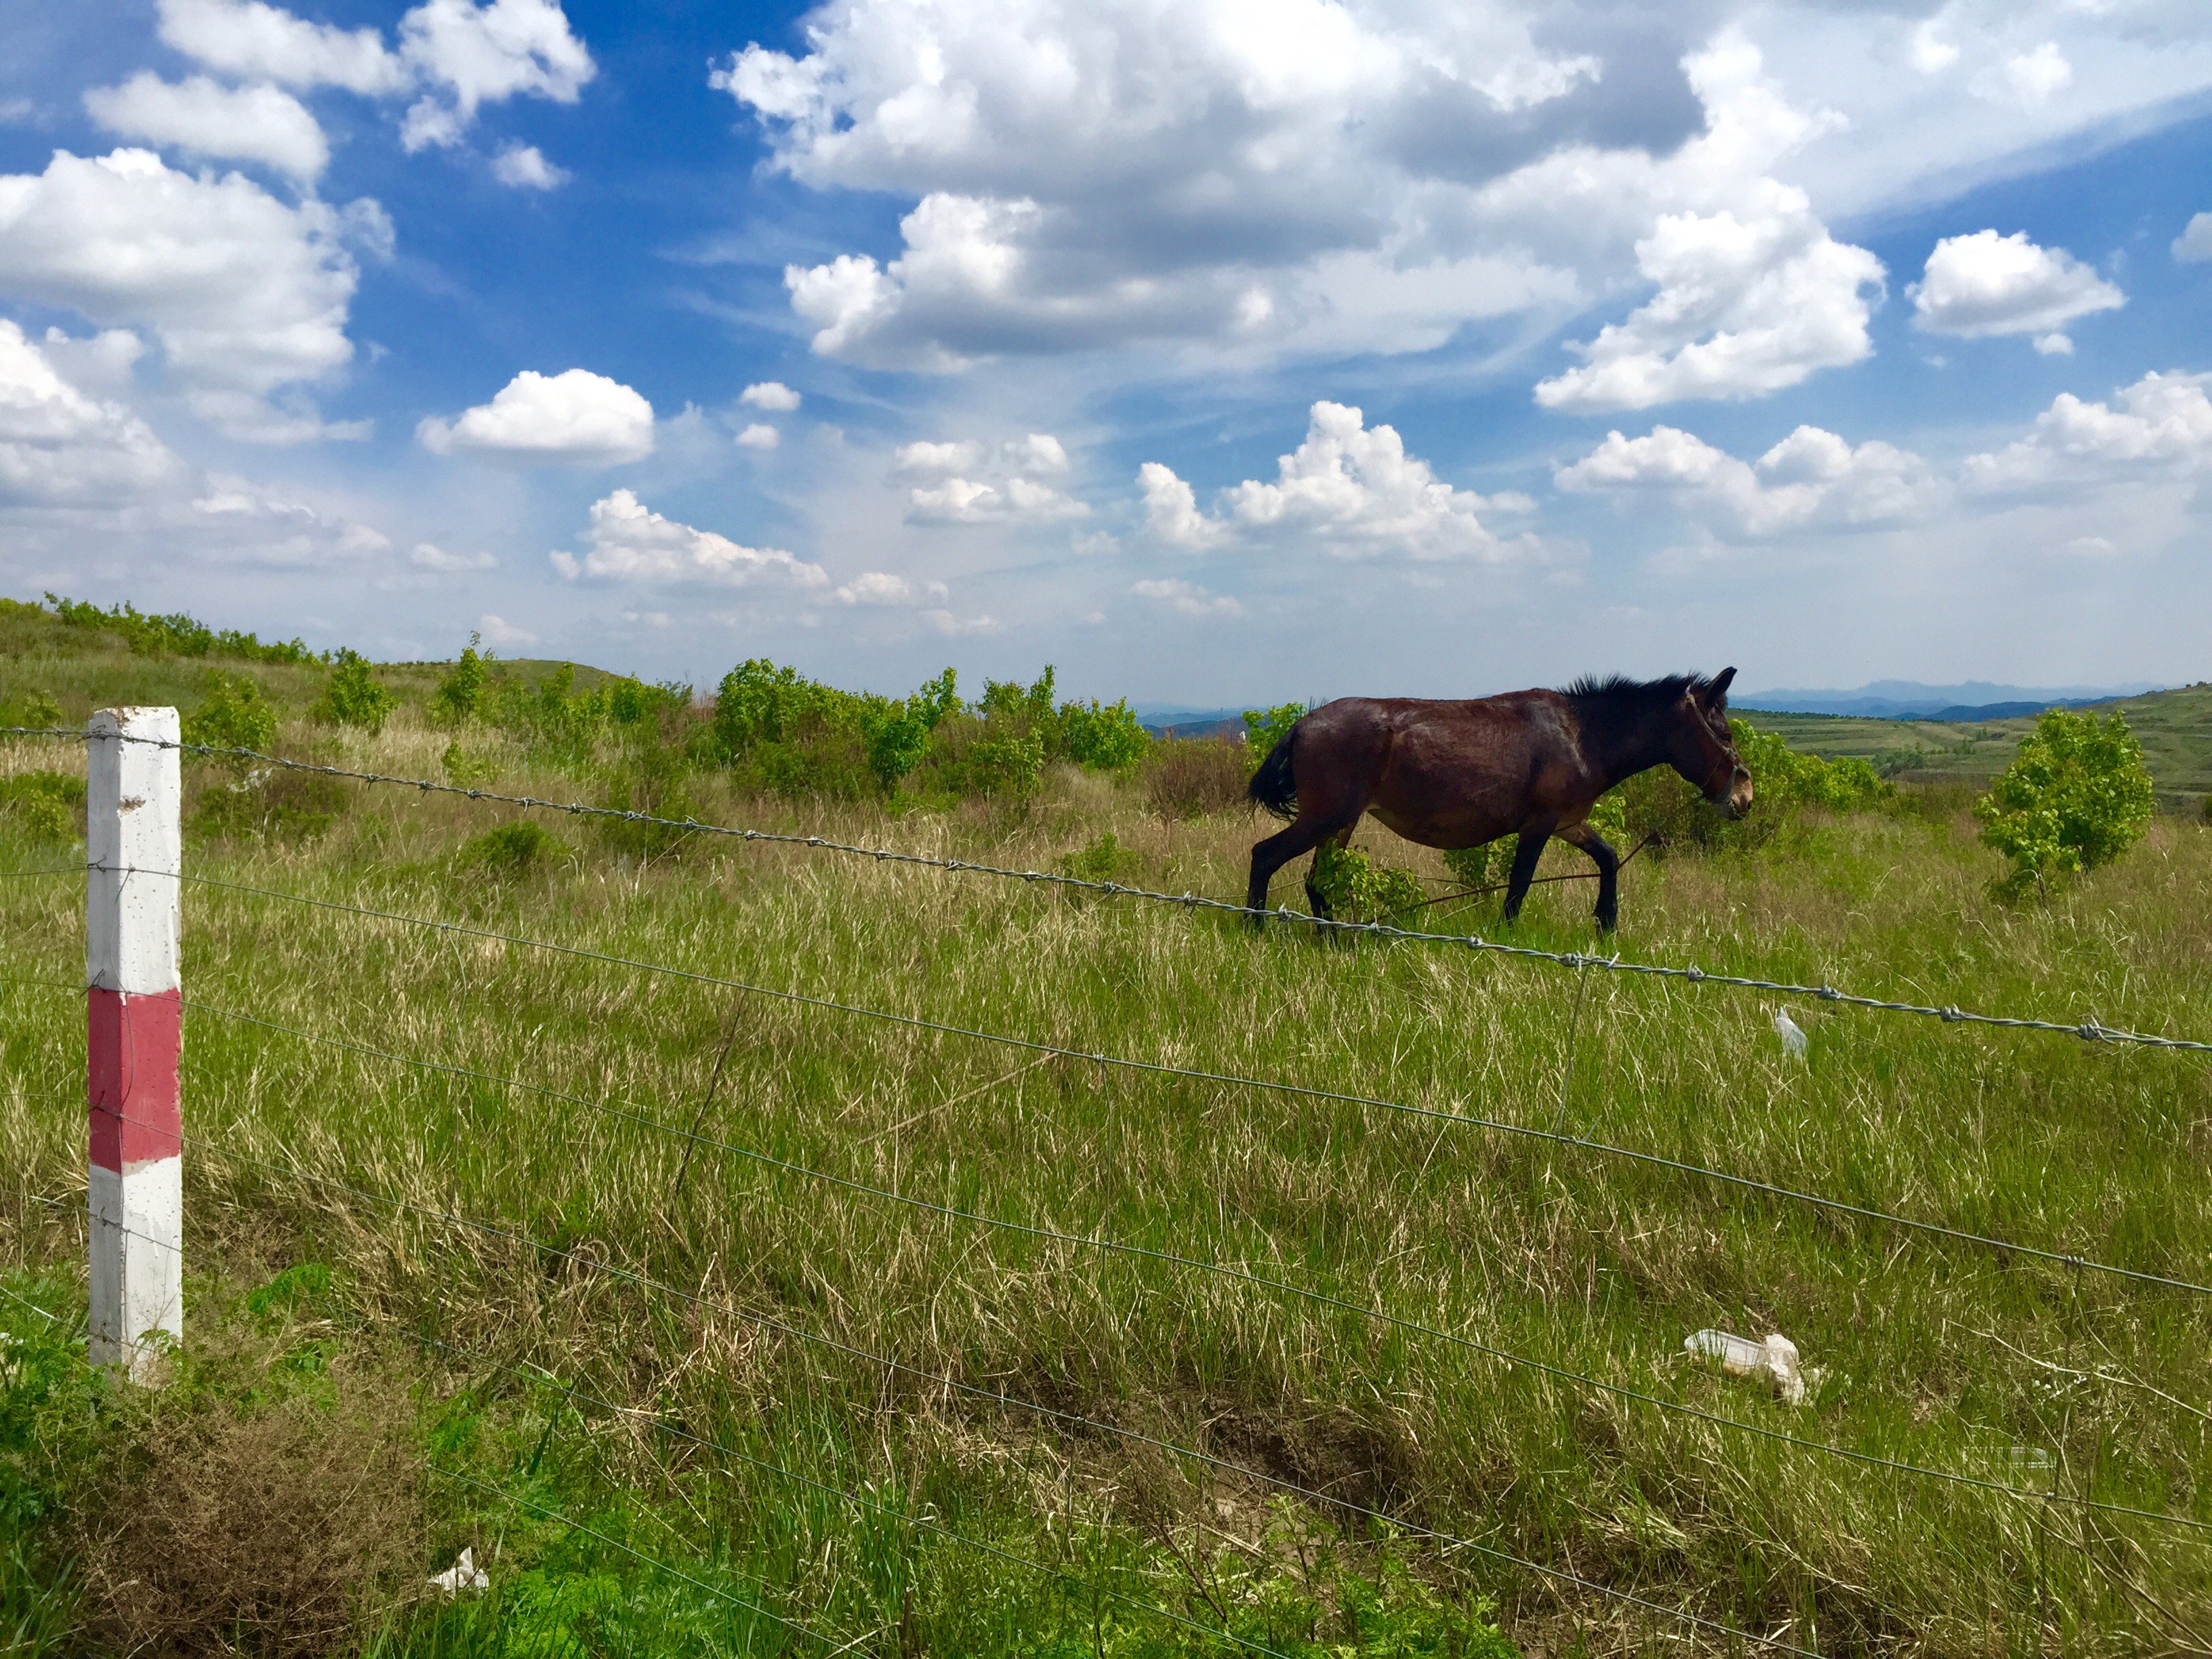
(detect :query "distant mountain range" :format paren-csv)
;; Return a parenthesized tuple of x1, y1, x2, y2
(1736, 680, 2167, 721)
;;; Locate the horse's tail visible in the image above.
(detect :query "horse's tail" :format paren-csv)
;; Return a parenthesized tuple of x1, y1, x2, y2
(1247, 723, 1300, 820)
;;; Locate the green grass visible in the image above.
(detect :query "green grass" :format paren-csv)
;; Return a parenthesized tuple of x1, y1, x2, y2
(5, 610, 2212, 1655)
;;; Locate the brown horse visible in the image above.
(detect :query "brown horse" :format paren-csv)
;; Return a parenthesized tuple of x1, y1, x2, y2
(1246, 670, 1753, 933)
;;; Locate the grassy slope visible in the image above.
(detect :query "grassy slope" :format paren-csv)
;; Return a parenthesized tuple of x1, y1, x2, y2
(1742, 683, 2212, 811)
(5, 614, 2212, 1656)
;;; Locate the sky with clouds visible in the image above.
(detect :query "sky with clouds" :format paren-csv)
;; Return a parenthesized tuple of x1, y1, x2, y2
(1, 0, 2209, 703)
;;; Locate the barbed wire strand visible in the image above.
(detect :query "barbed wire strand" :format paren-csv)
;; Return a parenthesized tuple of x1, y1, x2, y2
(415, 1335, 1302, 1659)
(136, 866, 2212, 1299)
(13, 725, 2205, 1056)
(127, 1111, 1822, 1658)
(181, 991, 2212, 1534)
(424, 1462, 841, 1650)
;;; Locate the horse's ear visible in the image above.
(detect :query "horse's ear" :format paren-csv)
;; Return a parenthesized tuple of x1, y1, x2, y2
(1705, 667, 1736, 705)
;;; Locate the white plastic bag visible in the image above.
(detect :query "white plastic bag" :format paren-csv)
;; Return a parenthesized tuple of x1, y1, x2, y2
(1686, 1328, 1805, 1406)
(428, 1547, 488, 1596)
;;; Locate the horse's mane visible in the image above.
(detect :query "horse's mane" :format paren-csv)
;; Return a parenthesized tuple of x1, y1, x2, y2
(1558, 672, 1723, 739)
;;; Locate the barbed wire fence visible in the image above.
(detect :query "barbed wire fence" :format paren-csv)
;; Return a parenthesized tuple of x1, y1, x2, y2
(4, 716, 2210, 1656)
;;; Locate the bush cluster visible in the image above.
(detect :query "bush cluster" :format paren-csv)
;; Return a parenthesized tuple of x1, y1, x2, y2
(1620, 717, 1889, 854)
(43, 593, 321, 665)
(1974, 707, 2154, 897)
(0, 772, 85, 843)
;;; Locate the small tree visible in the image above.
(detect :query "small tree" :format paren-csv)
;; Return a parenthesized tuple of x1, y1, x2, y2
(432, 634, 486, 724)
(1974, 708, 2154, 898)
(1241, 702, 1305, 774)
(182, 673, 276, 762)
(315, 649, 396, 734)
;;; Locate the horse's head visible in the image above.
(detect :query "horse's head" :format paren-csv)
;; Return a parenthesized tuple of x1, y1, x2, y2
(1668, 667, 1753, 818)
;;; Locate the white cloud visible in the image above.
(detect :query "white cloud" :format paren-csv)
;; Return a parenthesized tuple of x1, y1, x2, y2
(735, 422, 779, 450)
(490, 142, 569, 188)
(1557, 422, 1942, 536)
(2173, 213, 2212, 264)
(0, 319, 178, 506)
(921, 608, 1001, 635)
(399, 0, 595, 148)
(720, 0, 1701, 368)
(1909, 230, 2122, 352)
(1132, 577, 1241, 618)
(418, 368, 654, 466)
(156, 0, 594, 150)
(2001, 43, 2072, 106)
(0, 148, 372, 438)
(1963, 369, 2212, 493)
(83, 75, 329, 182)
(550, 488, 827, 588)
(411, 541, 497, 571)
(1005, 432, 1068, 474)
(893, 439, 985, 476)
(1906, 22, 1958, 76)
(39, 327, 145, 394)
(1142, 401, 1538, 560)
(739, 380, 800, 411)
(905, 474, 1086, 525)
(156, 0, 411, 94)
(834, 571, 948, 605)
(477, 612, 535, 646)
(189, 474, 392, 565)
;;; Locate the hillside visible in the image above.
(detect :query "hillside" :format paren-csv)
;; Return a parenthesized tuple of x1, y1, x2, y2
(1740, 682, 2212, 812)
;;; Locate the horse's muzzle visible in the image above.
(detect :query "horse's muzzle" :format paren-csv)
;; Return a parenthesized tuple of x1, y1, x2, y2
(1719, 765, 1754, 819)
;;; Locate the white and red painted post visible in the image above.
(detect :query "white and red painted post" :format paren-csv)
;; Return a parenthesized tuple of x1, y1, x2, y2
(86, 707, 182, 1381)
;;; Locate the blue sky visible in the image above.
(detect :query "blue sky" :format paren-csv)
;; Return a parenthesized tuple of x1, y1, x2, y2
(1, 0, 2208, 704)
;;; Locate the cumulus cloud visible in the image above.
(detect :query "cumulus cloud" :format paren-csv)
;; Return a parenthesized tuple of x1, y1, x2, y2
(1999, 43, 2072, 106)
(0, 319, 179, 506)
(1962, 369, 2212, 493)
(155, 0, 593, 150)
(717, 0, 1706, 369)
(735, 423, 779, 450)
(739, 380, 800, 411)
(156, 0, 411, 94)
(1557, 423, 1941, 536)
(893, 431, 1084, 524)
(0, 148, 375, 438)
(83, 75, 329, 182)
(2171, 213, 2212, 264)
(490, 142, 569, 188)
(1132, 577, 1241, 618)
(1909, 230, 2122, 352)
(550, 489, 827, 587)
(418, 368, 654, 466)
(1141, 401, 1538, 560)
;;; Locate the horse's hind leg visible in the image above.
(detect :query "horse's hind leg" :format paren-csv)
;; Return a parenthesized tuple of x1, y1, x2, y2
(1499, 830, 1549, 923)
(1247, 811, 1358, 924)
(1304, 823, 1357, 924)
(1555, 823, 1620, 932)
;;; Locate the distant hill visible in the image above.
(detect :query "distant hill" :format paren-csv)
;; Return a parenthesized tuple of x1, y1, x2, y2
(1740, 679, 2165, 720)
(1742, 682, 2212, 813)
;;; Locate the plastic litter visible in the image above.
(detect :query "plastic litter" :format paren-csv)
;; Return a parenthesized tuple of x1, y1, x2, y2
(428, 1547, 488, 1596)
(1686, 1328, 1806, 1405)
(1772, 1008, 1808, 1059)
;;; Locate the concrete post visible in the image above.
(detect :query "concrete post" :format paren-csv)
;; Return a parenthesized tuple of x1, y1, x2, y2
(86, 707, 182, 1380)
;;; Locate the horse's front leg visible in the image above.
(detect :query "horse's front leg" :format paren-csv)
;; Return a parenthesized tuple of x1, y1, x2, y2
(1554, 823, 1620, 933)
(1499, 830, 1549, 923)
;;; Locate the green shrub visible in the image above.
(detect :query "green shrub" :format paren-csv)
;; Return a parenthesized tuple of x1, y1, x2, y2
(314, 649, 396, 734)
(1059, 831, 1139, 884)
(1442, 844, 1501, 890)
(1241, 702, 1305, 774)
(1974, 708, 2155, 898)
(181, 673, 276, 760)
(431, 637, 486, 724)
(456, 820, 569, 878)
(43, 594, 320, 663)
(2, 690, 64, 731)
(952, 727, 1045, 800)
(440, 741, 501, 788)
(863, 668, 959, 793)
(597, 747, 699, 859)
(1059, 697, 1150, 770)
(0, 773, 85, 843)
(1309, 843, 1425, 922)
(1624, 718, 1888, 855)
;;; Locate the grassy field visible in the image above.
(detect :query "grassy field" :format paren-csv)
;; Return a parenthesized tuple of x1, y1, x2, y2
(1740, 684, 2212, 813)
(5, 611, 2212, 1657)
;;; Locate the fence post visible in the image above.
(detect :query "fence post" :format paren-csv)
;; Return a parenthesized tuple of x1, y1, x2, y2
(86, 707, 182, 1381)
